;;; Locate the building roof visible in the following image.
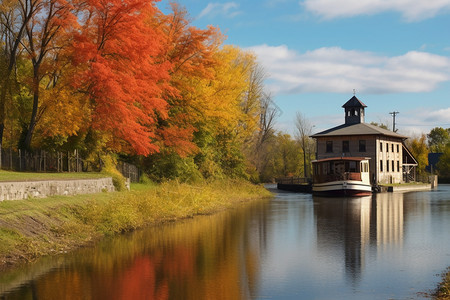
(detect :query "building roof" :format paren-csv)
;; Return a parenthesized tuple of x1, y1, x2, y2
(342, 96, 367, 108)
(311, 122, 408, 139)
(312, 157, 371, 163)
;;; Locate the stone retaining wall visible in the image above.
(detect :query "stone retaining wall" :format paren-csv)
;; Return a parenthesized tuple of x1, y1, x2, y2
(0, 178, 115, 201)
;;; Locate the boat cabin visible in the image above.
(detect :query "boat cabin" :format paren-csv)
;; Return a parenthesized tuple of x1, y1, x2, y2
(312, 157, 372, 196)
(312, 157, 370, 184)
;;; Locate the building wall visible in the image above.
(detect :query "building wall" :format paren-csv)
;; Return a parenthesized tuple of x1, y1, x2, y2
(315, 135, 404, 184)
(376, 138, 403, 184)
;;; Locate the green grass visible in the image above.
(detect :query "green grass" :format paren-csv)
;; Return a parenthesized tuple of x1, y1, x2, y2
(0, 170, 107, 181)
(0, 179, 271, 269)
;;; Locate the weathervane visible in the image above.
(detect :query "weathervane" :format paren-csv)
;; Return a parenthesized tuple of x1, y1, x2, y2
(353, 89, 356, 96)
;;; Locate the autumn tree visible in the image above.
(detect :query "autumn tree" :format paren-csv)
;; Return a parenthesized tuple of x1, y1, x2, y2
(406, 134, 429, 177)
(156, 2, 221, 157)
(19, 0, 77, 150)
(191, 46, 263, 178)
(72, 0, 173, 156)
(274, 133, 301, 177)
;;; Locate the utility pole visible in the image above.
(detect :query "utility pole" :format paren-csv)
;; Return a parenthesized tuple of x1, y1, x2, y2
(390, 111, 399, 132)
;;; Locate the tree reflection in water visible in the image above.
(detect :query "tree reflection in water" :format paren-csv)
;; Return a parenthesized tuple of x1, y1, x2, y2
(0, 199, 270, 300)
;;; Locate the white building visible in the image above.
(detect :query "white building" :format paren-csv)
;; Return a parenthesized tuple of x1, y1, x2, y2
(311, 96, 417, 184)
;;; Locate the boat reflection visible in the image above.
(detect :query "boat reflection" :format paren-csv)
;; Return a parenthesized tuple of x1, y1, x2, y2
(314, 196, 371, 285)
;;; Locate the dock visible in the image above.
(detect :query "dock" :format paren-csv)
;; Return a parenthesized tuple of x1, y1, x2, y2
(276, 177, 312, 193)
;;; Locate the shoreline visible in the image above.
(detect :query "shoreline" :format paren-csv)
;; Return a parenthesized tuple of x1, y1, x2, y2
(0, 179, 272, 271)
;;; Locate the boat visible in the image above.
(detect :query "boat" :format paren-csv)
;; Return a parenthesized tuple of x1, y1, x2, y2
(312, 157, 372, 196)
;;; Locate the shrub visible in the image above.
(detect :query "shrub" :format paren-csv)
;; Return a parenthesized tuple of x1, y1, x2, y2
(101, 155, 127, 191)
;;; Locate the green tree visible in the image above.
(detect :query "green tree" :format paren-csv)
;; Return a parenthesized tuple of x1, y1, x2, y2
(436, 144, 450, 177)
(427, 127, 450, 153)
(370, 122, 389, 130)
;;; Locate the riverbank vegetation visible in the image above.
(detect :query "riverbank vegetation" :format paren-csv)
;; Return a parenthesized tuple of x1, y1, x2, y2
(0, 179, 271, 270)
(431, 267, 450, 299)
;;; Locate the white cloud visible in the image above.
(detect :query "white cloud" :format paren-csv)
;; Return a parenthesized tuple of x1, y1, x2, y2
(198, 2, 241, 19)
(302, 0, 450, 21)
(423, 107, 450, 123)
(246, 44, 450, 95)
(392, 107, 450, 136)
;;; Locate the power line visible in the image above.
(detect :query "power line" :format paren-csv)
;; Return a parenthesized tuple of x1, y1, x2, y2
(397, 123, 450, 127)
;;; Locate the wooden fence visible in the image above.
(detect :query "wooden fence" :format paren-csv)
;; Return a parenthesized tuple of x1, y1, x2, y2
(0, 148, 140, 182)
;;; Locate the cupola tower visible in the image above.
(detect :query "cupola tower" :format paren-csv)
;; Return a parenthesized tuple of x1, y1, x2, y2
(342, 96, 367, 125)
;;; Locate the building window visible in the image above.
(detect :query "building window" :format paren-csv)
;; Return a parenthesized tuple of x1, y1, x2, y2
(326, 141, 333, 153)
(387, 143, 389, 152)
(387, 160, 389, 172)
(380, 142, 383, 152)
(397, 160, 400, 172)
(343, 140, 349, 152)
(359, 140, 366, 152)
(391, 144, 394, 152)
(392, 160, 395, 172)
(397, 144, 399, 152)
(380, 160, 383, 172)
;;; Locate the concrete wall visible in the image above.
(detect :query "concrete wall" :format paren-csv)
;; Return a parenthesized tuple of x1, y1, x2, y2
(0, 178, 115, 201)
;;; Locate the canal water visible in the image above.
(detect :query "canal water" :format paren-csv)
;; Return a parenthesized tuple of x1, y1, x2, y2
(1, 185, 449, 299)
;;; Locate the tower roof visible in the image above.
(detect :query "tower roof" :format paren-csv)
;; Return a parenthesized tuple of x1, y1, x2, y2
(342, 96, 367, 108)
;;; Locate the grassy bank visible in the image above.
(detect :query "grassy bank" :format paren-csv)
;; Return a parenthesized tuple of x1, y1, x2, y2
(434, 268, 450, 299)
(0, 179, 271, 270)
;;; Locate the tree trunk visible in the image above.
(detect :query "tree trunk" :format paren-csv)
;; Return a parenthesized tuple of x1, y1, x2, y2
(24, 66, 40, 150)
(0, 76, 10, 167)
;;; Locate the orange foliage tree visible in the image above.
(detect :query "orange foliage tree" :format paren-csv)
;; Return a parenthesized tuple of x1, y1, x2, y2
(1, 0, 273, 180)
(71, 0, 173, 155)
(156, 3, 222, 157)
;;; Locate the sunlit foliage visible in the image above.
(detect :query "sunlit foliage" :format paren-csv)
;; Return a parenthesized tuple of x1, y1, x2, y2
(0, 0, 273, 181)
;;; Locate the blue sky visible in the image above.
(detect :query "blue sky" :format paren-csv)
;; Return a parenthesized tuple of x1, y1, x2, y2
(157, 0, 450, 137)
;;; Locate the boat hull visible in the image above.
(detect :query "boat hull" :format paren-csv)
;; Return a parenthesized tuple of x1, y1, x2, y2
(312, 180, 372, 197)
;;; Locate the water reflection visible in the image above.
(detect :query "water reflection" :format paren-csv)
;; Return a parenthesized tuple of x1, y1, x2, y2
(0, 199, 271, 300)
(376, 193, 404, 250)
(1, 186, 449, 299)
(314, 196, 371, 285)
